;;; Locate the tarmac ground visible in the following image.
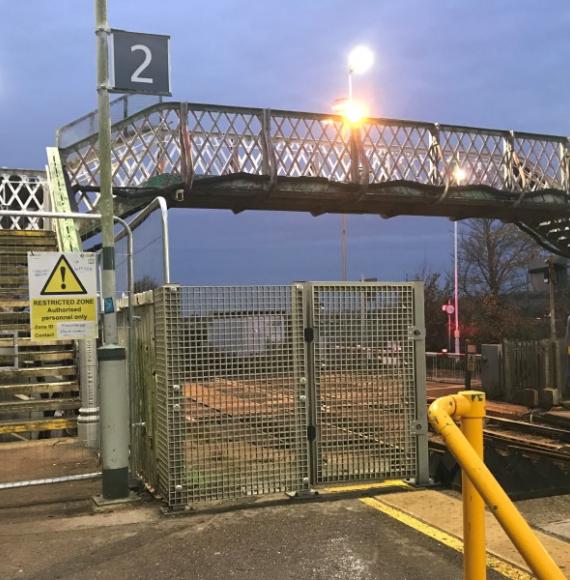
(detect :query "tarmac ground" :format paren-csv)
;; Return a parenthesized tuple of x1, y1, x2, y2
(2, 477, 570, 580)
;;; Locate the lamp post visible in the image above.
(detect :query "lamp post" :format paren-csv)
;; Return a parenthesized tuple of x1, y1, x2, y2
(340, 45, 374, 281)
(452, 165, 466, 355)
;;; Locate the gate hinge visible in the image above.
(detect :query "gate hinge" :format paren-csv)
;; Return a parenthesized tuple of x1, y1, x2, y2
(304, 328, 314, 343)
(307, 425, 317, 441)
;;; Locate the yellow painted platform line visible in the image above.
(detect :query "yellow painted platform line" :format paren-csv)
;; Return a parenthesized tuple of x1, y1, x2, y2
(322, 479, 412, 494)
(361, 496, 532, 580)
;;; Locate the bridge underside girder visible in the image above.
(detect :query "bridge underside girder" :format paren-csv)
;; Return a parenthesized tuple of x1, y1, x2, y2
(118, 173, 567, 222)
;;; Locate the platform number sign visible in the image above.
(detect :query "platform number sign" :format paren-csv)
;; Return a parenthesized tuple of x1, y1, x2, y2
(110, 29, 171, 96)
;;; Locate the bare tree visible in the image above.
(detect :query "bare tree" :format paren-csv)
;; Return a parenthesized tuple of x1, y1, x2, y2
(134, 275, 159, 293)
(459, 219, 540, 298)
(408, 265, 451, 351)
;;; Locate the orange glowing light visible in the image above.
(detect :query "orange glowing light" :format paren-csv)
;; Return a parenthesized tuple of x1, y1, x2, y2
(332, 98, 369, 125)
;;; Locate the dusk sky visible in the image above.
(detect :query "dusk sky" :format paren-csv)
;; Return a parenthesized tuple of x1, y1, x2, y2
(2, 1, 570, 286)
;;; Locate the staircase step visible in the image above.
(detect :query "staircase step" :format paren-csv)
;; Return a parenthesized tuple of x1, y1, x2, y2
(0, 273, 28, 285)
(0, 417, 76, 435)
(0, 245, 57, 255)
(0, 312, 29, 324)
(0, 289, 30, 299)
(0, 398, 80, 414)
(0, 255, 36, 265)
(0, 351, 75, 364)
(0, 381, 79, 395)
(0, 237, 57, 247)
(0, 337, 73, 348)
(0, 324, 30, 333)
(0, 365, 77, 379)
(0, 230, 56, 238)
(0, 299, 29, 309)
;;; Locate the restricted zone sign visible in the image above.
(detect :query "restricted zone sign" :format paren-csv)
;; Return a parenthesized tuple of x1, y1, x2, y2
(28, 252, 98, 341)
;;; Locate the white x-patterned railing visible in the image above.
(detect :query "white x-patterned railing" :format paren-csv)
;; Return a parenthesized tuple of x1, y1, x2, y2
(0, 169, 48, 230)
(3, 102, 570, 256)
(59, 102, 570, 215)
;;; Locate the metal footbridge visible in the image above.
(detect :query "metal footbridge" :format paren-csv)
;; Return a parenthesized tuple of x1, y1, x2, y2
(2, 100, 570, 255)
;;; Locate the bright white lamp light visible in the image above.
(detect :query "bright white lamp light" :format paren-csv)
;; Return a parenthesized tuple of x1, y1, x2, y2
(453, 166, 467, 185)
(348, 45, 375, 75)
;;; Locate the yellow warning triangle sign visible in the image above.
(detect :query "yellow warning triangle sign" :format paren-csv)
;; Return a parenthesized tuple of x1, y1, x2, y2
(40, 255, 88, 295)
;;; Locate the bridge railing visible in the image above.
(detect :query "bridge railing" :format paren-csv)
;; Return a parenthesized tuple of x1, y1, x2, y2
(59, 101, 570, 213)
(0, 169, 48, 230)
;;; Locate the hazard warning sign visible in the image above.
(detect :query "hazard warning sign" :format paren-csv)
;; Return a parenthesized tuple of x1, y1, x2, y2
(40, 255, 88, 295)
(28, 252, 98, 341)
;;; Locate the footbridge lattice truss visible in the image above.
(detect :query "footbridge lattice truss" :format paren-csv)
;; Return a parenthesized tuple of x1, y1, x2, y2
(3, 101, 570, 256)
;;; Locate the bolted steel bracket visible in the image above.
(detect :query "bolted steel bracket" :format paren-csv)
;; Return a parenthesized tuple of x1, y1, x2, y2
(408, 326, 425, 341)
(412, 419, 428, 436)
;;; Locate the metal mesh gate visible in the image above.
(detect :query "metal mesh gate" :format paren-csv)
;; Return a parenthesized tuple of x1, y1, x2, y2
(154, 285, 309, 506)
(307, 282, 427, 485)
(150, 282, 427, 508)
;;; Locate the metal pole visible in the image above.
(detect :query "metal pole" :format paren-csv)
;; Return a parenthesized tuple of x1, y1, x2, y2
(96, 0, 118, 345)
(547, 259, 559, 390)
(465, 340, 473, 390)
(340, 68, 354, 282)
(109, 197, 171, 283)
(460, 392, 486, 580)
(96, 0, 129, 500)
(454, 221, 460, 354)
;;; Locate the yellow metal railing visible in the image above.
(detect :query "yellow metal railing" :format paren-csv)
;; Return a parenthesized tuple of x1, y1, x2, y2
(428, 391, 565, 580)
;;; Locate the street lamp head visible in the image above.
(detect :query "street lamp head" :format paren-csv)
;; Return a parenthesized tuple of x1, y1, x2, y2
(348, 45, 374, 75)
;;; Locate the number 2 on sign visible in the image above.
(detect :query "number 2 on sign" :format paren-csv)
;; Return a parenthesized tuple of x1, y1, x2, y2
(131, 44, 153, 84)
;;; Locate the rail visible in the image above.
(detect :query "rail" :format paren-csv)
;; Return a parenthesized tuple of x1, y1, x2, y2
(428, 391, 565, 580)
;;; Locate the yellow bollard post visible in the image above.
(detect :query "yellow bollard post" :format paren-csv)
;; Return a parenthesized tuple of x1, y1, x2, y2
(460, 391, 487, 580)
(428, 392, 566, 580)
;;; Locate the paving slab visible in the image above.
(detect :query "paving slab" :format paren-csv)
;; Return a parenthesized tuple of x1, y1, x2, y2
(375, 489, 570, 576)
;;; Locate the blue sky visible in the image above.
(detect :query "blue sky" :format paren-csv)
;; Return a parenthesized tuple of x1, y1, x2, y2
(2, 1, 570, 285)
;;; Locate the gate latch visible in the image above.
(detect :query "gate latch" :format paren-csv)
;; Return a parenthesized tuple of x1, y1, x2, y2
(304, 328, 314, 343)
(408, 326, 425, 341)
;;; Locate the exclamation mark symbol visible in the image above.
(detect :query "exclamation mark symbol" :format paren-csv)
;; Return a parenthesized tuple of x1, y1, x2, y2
(60, 266, 66, 290)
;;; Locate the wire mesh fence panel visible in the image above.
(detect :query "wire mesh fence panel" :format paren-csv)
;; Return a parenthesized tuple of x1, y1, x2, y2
(154, 285, 309, 507)
(309, 283, 421, 484)
(117, 294, 159, 490)
(425, 352, 482, 384)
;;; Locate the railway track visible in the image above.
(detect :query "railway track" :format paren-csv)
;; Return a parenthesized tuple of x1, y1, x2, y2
(427, 383, 570, 498)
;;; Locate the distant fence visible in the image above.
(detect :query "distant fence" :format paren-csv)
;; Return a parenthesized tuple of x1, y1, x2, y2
(426, 352, 482, 385)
